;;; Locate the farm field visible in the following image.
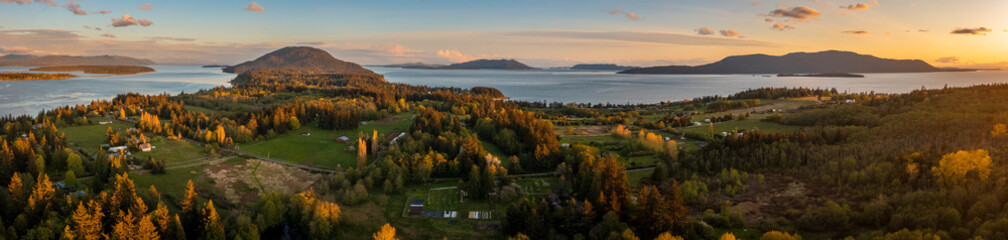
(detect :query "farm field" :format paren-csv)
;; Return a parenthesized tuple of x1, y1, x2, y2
(61, 120, 132, 154)
(239, 112, 414, 169)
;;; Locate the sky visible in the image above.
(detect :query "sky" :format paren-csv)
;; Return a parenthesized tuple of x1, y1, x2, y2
(0, 0, 1006, 68)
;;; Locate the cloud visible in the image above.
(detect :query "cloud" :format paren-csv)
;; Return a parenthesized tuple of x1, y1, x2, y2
(100, 34, 115, 38)
(764, 18, 773, 23)
(696, 27, 714, 35)
(34, 0, 56, 7)
(768, 6, 821, 21)
(244, 2, 263, 13)
(296, 41, 325, 46)
(841, 3, 871, 11)
(0, 46, 49, 55)
(772, 23, 795, 31)
(149, 36, 195, 42)
(112, 14, 153, 27)
(0, 29, 80, 41)
(506, 30, 778, 47)
(918, 29, 928, 32)
(720, 29, 741, 37)
(437, 49, 473, 62)
(93, 10, 111, 14)
(83, 26, 102, 31)
(0, 0, 32, 4)
(65, 3, 87, 15)
(842, 30, 869, 35)
(138, 3, 151, 11)
(950, 27, 992, 35)
(935, 57, 959, 64)
(607, 7, 639, 21)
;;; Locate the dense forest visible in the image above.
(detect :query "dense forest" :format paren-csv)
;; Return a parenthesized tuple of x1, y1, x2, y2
(4, 48, 1008, 240)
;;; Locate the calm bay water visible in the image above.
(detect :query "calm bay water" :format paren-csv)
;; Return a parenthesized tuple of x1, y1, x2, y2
(1, 65, 1006, 116)
(370, 67, 1008, 104)
(0, 66, 233, 116)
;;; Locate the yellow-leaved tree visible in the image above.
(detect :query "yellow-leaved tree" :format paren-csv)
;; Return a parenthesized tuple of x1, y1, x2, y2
(373, 223, 399, 240)
(932, 149, 992, 185)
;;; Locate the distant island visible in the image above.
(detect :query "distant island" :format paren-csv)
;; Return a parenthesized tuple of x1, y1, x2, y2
(620, 50, 969, 75)
(0, 54, 155, 67)
(30, 65, 156, 75)
(448, 59, 535, 70)
(223, 46, 377, 75)
(777, 73, 865, 78)
(202, 64, 230, 68)
(0, 72, 77, 81)
(570, 64, 639, 71)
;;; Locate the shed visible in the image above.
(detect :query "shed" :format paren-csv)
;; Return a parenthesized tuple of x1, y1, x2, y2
(336, 136, 350, 143)
(408, 199, 425, 216)
(139, 143, 153, 152)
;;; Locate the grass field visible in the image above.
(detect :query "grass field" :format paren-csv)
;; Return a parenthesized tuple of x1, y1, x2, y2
(240, 112, 415, 169)
(132, 137, 208, 165)
(627, 168, 655, 186)
(61, 121, 131, 154)
(681, 118, 801, 140)
(131, 157, 226, 210)
(183, 105, 226, 115)
(560, 135, 661, 167)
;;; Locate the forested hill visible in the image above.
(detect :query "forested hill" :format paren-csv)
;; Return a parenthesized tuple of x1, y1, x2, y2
(448, 59, 535, 70)
(0, 54, 155, 66)
(223, 46, 377, 75)
(620, 50, 945, 74)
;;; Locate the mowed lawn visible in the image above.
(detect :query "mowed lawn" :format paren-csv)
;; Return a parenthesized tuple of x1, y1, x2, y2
(61, 121, 131, 154)
(240, 112, 415, 170)
(133, 137, 208, 165)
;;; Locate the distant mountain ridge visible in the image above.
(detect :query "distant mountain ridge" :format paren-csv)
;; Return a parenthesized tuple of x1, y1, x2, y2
(0, 54, 155, 66)
(571, 64, 639, 71)
(223, 46, 377, 75)
(620, 50, 954, 74)
(448, 59, 535, 70)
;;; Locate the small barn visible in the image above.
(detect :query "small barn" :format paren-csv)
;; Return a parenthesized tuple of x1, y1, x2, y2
(408, 199, 425, 216)
(139, 143, 153, 152)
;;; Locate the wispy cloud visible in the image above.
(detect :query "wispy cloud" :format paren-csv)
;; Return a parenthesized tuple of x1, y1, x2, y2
(437, 49, 472, 62)
(149, 36, 195, 42)
(100, 34, 116, 38)
(244, 2, 264, 13)
(841, 3, 871, 11)
(0, 0, 32, 5)
(950, 27, 992, 35)
(935, 57, 959, 64)
(506, 30, 777, 47)
(34, 0, 56, 7)
(771, 22, 795, 31)
(842, 30, 869, 35)
(65, 3, 87, 15)
(138, 3, 152, 11)
(720, 29, 741, 38)
(0, 46, 50, 55)
(768, 6, 821, 22)
(112, 14, 153, 27)
(696, 27, 714, 35)
(607, 7, 639, 21)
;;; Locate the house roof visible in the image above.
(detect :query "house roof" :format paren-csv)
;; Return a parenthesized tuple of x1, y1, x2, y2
(409, 199, 425, 206)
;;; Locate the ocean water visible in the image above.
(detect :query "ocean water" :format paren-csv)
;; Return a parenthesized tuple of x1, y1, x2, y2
(0, 65, 234, 116)
(2, 65, 1007, 116)
(369, 67, 1008, 104)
